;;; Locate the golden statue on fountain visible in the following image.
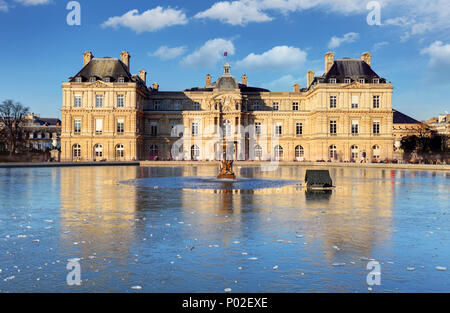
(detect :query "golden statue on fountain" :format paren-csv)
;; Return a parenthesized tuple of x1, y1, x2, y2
(217, 138, 236, 180)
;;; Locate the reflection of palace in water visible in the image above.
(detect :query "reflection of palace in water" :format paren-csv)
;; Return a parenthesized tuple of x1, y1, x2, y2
(176, 166, 395, 257)
(59, 167, 141, 260)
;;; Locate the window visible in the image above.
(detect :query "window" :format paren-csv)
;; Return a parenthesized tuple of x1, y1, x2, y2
(191, 145, 200, 160)
(96, 95, 103, 108)
(154, 100, 161, 110)
(255, 122, 262, 136)
(149, 145, 159, 158)
(351, 95, 359, 109)
(254, 145, 263, 159)
(295, 145, 304, 159)
(373, 145, 381, 159)
(373, 121, 380, 134)
(329, 78, 337, 84)
(73, 144, 81, 158)
(274, 145, 283, 160)
(174, 101, 182, 110)
(351, 145, 359, 161)
(296, 122, 303, 135)
(292, 102, 299, 111)
(330, 120, 337, 135)
(117, 119, 124, 134)
(192, 122, 199, 136)
(116, 144, 124, 158)
(275, 124, 282, 136)
(104, 77, 111, 83)
(223, 120, 232, 136)
(373, 78, 380, 84)
(373, 95, 380, 108)
(95, 119, 103, 135)
(351, 120, 359, 135)
(89, 77, 96, 82)
(118, 76, 125, 83)
(74, 119, 81, 134)
(358, 78, 365, 84)
(344, 78, 351, 84)
(94, 144, 103, 158)
(235, 117, 239, 133)
(330, 96, 337, 109)
(74, 95, 82, 108)
(253, 102, 260, 110)
(193, 102, 200, 110)
(273, 102, 279, 111)
(329, 145, 337, 160)
(214, 117, 218, 133)
(117, 94, 124, 108)
(151, 123, 157, 136)
(75, 77, 82, 83)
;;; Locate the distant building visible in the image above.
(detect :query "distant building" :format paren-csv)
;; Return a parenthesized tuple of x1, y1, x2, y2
(427, 113, 450, 148)
(23, 114, 61, 151)
(392, 110, 429, 152)
(61, 51, 394, 162)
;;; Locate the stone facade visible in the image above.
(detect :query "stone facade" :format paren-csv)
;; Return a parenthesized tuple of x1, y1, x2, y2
(61, 51, 394, 162)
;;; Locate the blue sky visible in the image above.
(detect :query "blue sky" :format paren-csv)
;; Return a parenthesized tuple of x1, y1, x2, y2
(0, 0, 450, 120)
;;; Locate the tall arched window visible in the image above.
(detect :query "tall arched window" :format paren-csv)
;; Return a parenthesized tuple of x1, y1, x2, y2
(73, 144, 81, 159)
(351, 145, 359, 161)
(254, 145, 263, 159)
(94, 144, 103, 158)
(191, 145, 200, 161)
(223, 120, 232, 136)
(274, 145, 283, 160)
(329, 145, 337, 160)
(116, 144, 124, 159)
(372, 145, 381, 160)
(295, 145, 304, 159)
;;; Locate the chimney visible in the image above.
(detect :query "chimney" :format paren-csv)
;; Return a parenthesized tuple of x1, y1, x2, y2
(307, 70, 315, 88)
(206, 74, 211, 87)
(83, 51, 93, 67)
(120, 51, 131, 71)
(325, 52, 335, 73)
(152, 82, 159, 91)
(139, 69, 147, 84)
(293, 84, 300, 93)
(361, 52, 372, 66)
(241, 74, 247, 86)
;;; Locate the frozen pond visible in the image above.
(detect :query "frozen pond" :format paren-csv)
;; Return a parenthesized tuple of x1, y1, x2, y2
(0, 165, 449, 292)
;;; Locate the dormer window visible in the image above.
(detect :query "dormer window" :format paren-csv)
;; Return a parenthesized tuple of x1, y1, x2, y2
(75, 77, 82, 83)
(373, 78, 380, 84)
(104, 77, 111, 83)
(118, 76, 125, 83)
(329, 78, 337, 84)
(89, 77, 96, 82)
(358, 78, 365, 84)
(344, 78, 351, 84)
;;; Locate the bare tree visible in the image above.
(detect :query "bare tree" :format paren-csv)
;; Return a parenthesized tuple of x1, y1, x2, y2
(0, 100, 30, 156)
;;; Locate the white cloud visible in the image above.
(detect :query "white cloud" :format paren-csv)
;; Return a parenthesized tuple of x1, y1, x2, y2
(373, 41, 389, 51)
(14, 0, 50, 5)
(421, 41, 450, 68)
(181, 38, 235, 68)
(236, 46, 307, 70)
(0, 0, 8, 12)
(102, 7, 188, 33)
(420, 41, 450, 83)
(195, 0, 272, 26)
(149, 46, 187, 61)
(328, 32, 359, 49)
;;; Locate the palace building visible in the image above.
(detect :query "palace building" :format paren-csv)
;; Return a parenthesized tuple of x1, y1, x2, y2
(61, 51, 394, 162)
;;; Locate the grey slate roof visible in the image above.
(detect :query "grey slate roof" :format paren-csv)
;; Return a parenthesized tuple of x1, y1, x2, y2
(393, 110, 421, 124)
(310, 59, 387, 87)
(70, 58, 134, 83)
(185, 83, 269, 93)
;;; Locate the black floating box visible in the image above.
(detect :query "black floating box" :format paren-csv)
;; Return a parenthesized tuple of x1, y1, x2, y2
(305, 170, 333, 188)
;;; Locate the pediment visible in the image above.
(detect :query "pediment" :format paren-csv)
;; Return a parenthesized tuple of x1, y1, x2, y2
(343, 81, 363, 89)
(87, 81, 111, 88)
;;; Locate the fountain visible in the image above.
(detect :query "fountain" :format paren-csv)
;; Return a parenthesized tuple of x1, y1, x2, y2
(217, 142, 236, 180)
